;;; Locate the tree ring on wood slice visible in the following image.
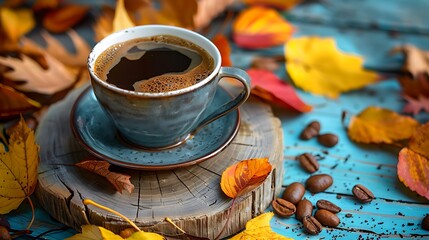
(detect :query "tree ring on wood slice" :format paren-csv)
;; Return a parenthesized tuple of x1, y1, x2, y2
(35, 84, 284, 239)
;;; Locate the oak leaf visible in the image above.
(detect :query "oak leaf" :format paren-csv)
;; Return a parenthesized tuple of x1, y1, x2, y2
(42, 5, 89, 33)
(248, 69, 312, 112)
(285, 37, 379, 98)
(0, 84, 41, 120)
(243, 0, 302, 10)
(22, 30, 91, 67)
(230, 212, 292, 240)
(0, 7, 35, 43)
(76, 160, 134, 194)
(348, 106, 420, 144)
(0, 52, 76, 95)
(398, 148, 429, 200)
(212, 34, 231, 67)
(66, 225, 163, 240)
(0, 117, 39, 214)
(220, 158, 272, 198)
(233, 6, 294, 49)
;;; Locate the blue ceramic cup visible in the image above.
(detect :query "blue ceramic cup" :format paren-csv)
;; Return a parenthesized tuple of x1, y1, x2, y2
(88, 25, 250, 149)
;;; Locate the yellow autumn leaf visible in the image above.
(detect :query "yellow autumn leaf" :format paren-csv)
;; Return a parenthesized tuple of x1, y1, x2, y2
(348, 106, 420, 144)
(230, 212, 292, 240)
(0, 7, 35, 43)
(0, 117, 39, 214)
(66, 225, 164, 240)
(285, 37, 378, 98)
(113, 0, 135, 33)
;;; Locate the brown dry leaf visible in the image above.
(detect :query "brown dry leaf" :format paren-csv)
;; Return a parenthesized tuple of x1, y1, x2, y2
(76, 160, 134, 194)
(32, 0, 60, 11)
(194, 0, 234, 29)
(0, 52, 76, 95)
(220, 158, 272, 198)
(0, 84, 41, 120)
(0, 117, 39, 214)
(134, 0, 198, 28)
(391, 45, 429, 78)
(348, 106, 420, 144)
(21, 30, 91, 67)
(0, 7, 35, 43)
(42, 4, 89, 33)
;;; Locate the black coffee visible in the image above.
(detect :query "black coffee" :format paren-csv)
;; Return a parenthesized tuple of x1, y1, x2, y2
(95, 35, 214, 93)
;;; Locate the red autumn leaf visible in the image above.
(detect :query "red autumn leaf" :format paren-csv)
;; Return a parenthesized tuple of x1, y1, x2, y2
(247, 69, 312, 112)
(232, 6, 294, 49)
(398, 148, 429, 200)
(220, 158, 272, 198)
(403, 95, 429, 115)
(212, 34, 231, 67)
(75, 160, 134, 194)
(398, 75, 429, 115)
(0, 84, 41, 120)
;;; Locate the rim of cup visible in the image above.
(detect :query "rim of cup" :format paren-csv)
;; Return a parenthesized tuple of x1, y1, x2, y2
(88, 25, 222, 97)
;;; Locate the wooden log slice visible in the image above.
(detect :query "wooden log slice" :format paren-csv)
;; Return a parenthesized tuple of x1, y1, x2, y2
(35, 85, 284, 239)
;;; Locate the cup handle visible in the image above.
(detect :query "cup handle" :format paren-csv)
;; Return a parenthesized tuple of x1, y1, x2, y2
(194, 67, 251, 132)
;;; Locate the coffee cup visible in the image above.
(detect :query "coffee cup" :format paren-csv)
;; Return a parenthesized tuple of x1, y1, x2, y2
(88, 25, 250, 149)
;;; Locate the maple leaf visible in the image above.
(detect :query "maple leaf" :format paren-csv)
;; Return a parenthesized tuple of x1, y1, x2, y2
(0, 7, 35, 44)
(75, 160, 134, 194)
(21, 30, 91, 67)
(243, 0, 302, 10)
(233, 6, 294, 49)
(391, 44, 429, 78)
(230, 212, 293, 240)
(0, 84, 41, 120)
(0, 117, 39, 214)
(0, 52, 76, 95)
(212, 34, 231, 67)
(248, 69, 312, 112)
(285, 37, 379, 98)
(348, 106, 420, 144)
(403, 95, 429, 115)
(220, 158, 272, 198)
(398, 148, 429, 200)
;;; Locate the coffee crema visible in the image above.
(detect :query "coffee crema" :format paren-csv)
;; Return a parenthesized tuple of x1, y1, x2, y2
(94, 35, 215, 93)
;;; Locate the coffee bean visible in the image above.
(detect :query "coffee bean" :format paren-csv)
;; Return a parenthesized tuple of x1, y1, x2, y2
(317, 133, 338, 147)
(316, 199, 341, 213)
(282, 182, 305, 204)
(305, 174, 333, 193)
(303, 215, 322, 235)
(352, 184, 374, 203)
(422, 214, 429, 230)
(296, 198, 313, 221)
(272, 198, 296, 217)
(300, 121, 320, 140)
(314, 209, 340, 227)
(297, 153, 319, 173)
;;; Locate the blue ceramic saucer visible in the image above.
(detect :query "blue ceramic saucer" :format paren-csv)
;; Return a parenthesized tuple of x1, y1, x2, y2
(71, 87, 240, 170)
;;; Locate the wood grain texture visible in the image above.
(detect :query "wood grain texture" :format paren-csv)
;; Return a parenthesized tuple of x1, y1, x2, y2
(34, 85, 284, 239)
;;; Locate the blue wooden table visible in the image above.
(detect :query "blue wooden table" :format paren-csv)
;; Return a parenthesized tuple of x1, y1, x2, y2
(6, 0, 429, 239)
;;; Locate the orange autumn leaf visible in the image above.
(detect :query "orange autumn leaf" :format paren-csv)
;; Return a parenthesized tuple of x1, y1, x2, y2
(398, 148, 429, 200)
(212, 34, 231, 66)
(220, 158, 272, 198)
(233, 6, 294, 49)
(408, 123, 429, 159)
(248, 69, 312, 112)
(42, 5, 89, 33)
(76, 160, 134, 194)
(243, 0, 302, 10)
(0, 7, 35, 44)
(0, 84, 41, 120)
(348, 106, 420, 144)
(113, 0, 135, 33)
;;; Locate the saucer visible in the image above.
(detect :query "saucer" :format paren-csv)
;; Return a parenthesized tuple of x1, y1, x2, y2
(70, 86, 240, 170)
